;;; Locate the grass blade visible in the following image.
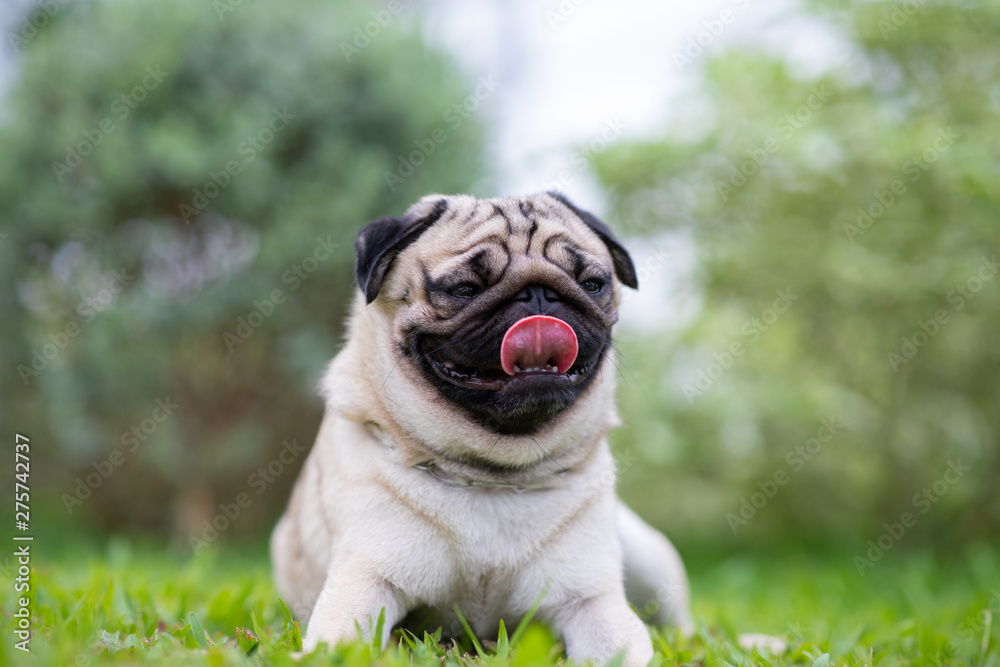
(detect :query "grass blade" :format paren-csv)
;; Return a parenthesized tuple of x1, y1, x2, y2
(453, 604, 486, 658)
(510, 582, 549, 648)
(978, 610, 993, 667)
(187, 612, 210, 649)
(497, 618, 510, 660)
(810, 653, 831, 667)
(373, 607, 386, 649)
(249, 609, 272, 651)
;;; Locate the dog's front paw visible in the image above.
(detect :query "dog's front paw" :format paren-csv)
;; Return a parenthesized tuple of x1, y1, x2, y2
(557, 594, 654, 667)
(621, 634, 655, 667)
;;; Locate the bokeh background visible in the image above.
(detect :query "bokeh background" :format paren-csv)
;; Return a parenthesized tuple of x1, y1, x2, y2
(2, 0, 998, 566)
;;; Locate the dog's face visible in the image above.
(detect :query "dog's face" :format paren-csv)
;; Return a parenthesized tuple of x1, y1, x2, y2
(354, 192, 637, 436)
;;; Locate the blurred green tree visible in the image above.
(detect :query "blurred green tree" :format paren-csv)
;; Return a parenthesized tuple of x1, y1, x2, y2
(597, 0, 1000, 550)
(0, 0, 487, 542)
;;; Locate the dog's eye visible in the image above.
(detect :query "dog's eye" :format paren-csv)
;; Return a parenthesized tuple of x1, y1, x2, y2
(580, 278, 604, 294)
(447, 284, 480, 298)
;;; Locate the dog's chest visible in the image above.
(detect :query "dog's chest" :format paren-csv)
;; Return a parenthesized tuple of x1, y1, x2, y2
(443, 486, 569, 558)
(406, 488, 575, 620)
(423, 523, 538, 636)
(445, 560, 521, 633)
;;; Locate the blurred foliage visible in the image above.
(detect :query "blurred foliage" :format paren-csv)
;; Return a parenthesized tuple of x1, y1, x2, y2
(0, 0, 486, 539)
(599, 0, 1000, 549)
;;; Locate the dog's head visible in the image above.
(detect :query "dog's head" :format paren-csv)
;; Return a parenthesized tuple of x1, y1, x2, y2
(352, 192, 636, 435)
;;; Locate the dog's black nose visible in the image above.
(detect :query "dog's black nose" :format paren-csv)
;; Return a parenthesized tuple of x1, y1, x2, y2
(512, 284, 562, 314)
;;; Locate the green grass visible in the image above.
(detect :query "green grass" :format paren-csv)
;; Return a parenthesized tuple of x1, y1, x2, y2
(2, 538, 998, 666)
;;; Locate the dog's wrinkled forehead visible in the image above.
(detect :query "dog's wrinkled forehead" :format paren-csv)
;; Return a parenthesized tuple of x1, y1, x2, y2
(411, 196, 607, 281)
(354, 192, 638, 304)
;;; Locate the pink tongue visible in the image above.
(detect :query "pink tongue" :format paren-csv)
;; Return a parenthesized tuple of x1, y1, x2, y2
(500, 315, 579, 376)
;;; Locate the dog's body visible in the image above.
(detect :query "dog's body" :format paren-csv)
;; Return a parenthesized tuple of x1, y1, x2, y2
(271, 193, 692, 666)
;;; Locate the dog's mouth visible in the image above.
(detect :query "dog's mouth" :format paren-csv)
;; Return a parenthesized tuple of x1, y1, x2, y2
(421, 315, 601, 391)
(426, 353, 600, 391)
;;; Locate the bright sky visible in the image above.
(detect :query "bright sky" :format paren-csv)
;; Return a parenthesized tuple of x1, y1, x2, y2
(422, 0, 836, 204)
(421, 0, 841, 330)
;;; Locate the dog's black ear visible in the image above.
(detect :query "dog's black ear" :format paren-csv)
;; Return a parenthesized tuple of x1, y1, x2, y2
(354, 199, 449, 303)
(547, 192, 638, 289)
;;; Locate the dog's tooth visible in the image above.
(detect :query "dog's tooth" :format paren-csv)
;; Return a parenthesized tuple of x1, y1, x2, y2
(514, 364, 522, 373)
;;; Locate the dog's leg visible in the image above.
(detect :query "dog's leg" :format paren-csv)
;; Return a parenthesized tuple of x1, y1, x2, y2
(617, 502, 694, 633)
(550, 592, 654, 667)
(271, 511, 304, 620)
(301, 563, 407, 653)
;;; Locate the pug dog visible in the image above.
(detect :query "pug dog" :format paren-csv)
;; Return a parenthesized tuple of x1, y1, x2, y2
(271, 192, 693, 667)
